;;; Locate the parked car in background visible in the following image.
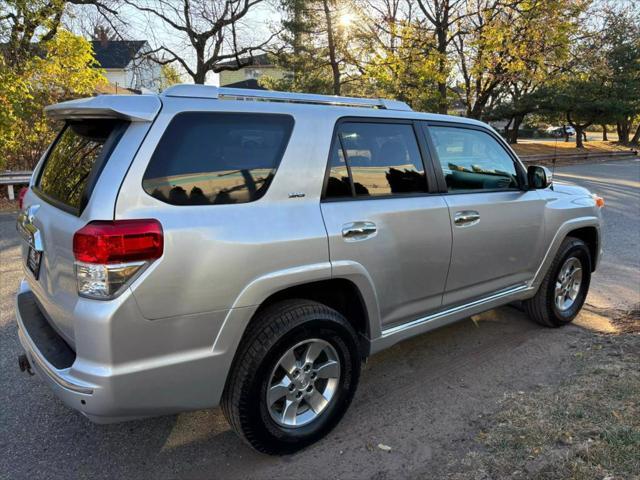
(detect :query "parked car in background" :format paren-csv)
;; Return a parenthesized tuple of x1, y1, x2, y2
(546, 125, 576, 137)
(15, 86, 603, 454)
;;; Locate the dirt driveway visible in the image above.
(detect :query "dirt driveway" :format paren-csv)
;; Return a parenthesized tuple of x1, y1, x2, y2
(1, 160, 638, 480)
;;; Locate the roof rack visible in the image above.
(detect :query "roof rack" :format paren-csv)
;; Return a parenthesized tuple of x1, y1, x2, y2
(162, 84, 412, 111)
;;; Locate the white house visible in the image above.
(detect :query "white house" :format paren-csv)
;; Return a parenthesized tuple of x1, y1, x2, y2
(92, 40, 164, 93)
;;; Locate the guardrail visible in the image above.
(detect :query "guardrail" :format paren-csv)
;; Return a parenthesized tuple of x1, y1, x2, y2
(0, 171, 31, 200)
(519, 150, 638, 164)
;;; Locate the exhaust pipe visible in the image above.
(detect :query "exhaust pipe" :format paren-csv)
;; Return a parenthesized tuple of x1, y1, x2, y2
(18, 354, 34, 376)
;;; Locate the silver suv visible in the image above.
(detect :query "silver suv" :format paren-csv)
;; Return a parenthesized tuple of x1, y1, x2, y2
(15, 85, 603, 454)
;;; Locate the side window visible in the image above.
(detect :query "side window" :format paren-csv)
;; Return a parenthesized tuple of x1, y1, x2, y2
(325, 136, 352, 198)
(143, 112, 294, 205)
(325, 122, 428, 198)
(428, 126, 519, 192)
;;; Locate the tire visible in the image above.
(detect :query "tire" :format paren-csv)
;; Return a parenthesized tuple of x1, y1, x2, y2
(524, 236, 592, 327)
(221, 299, 361, 455)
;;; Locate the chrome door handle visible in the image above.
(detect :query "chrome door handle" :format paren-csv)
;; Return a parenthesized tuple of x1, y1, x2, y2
(342, 221, 377, 240)
(454, 210, 480, 227)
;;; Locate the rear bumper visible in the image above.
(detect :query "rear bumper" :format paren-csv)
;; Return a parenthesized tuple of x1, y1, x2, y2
(16, 285, 97, 415)
(15, 279, 255, 423)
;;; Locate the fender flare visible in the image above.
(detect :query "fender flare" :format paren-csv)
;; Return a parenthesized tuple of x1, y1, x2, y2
(529, 216, 601, 290)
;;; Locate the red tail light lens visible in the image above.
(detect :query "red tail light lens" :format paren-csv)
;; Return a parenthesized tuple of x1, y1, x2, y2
(73, 220, 163, 264)
(18, 187, 28, 210)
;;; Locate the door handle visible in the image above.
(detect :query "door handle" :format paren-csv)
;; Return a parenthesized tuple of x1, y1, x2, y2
(342, 221, 377, 240)
(454, 210, 480, 227)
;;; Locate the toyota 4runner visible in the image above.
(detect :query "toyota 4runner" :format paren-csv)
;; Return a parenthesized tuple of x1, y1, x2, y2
(15, 85, 603, 454)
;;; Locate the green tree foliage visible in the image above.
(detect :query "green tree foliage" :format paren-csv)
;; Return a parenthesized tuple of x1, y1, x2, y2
(358, 22, 444, 111)
(158, 64, 182, 90)
(455, 0, 585, 120)
(262, 0, 354, 95)
(601, 6, 640, 144)
(536, 3, 640, 148)
(0, 29, 106, 170)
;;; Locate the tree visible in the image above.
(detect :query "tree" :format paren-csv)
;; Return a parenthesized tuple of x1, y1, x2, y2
(358, 22, 442, 111)
(1, 0, 117, 70)
(159, 64, 182, 90)
(535, 2, 640, 148)
(454, 0, 584, 120)
(0, 29, 106, 169)
(539, 77, 612, 148)
(263, 0, 354, 95)
(414, 0, 466, 114)
(599, 5, 640, 144)
(122, 0, 272, 84)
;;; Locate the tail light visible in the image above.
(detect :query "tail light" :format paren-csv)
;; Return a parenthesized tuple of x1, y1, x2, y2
(18, 187, 28, 210)
(73, 219, 163, 299)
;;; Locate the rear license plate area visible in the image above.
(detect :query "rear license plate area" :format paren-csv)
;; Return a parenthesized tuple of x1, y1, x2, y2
(27, 246, 42, 279)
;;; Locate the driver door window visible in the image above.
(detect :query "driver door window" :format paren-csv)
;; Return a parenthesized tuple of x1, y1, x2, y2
(428, 126, 519, 191)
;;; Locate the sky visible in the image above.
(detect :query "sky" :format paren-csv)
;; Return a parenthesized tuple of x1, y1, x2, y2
(68, 1, 282, 85)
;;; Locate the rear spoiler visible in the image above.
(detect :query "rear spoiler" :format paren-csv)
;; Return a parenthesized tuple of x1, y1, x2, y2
(45, 95, 161, 122)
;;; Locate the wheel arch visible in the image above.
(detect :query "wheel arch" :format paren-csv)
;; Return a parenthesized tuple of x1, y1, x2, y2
(254, 278, 370, 341)
(566, 226, 599, 271)
(530, 217, 601, 290)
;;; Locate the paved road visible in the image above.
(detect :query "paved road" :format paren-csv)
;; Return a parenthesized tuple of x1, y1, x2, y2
(0, 160, 638, 480)
(554, 159, 640, 309)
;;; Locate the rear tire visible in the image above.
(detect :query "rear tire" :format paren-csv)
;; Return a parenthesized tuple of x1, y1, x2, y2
(524, 236, 591, 327)
(221, 300, 361, 455)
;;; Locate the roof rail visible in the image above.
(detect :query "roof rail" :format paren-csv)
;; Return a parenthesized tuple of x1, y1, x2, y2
(162, 84, 412, 111)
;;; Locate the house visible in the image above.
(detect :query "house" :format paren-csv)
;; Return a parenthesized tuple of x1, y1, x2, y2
(91, 40, 164, 93)
(218, 54, 286, 89)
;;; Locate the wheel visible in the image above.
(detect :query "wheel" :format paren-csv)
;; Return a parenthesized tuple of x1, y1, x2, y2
(221, 299, 361, 455)
(524, 236, 592, 327)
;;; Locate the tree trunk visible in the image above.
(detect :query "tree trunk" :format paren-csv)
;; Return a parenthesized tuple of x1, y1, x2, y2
(193, 46, 206, 84)
(601, 124, 608, 141)
(631, 123, 640, 146)
(618, 119, 631, 144)
(322, 0, 341, 95)
(193, 70, 206, 84)
(436, 28, 448, 114)
(575, 126, 584, 148)
(508, 115, 523, 144)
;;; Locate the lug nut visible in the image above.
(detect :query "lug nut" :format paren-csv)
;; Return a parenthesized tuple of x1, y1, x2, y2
(311, 372, 317, 379)
(306, 385, 313, 392)
(289, 384, 295, 391)
(304, 364, 311, 372)
(296, 391, 302, 398)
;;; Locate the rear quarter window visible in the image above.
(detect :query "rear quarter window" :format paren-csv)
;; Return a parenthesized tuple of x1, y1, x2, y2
(142, 112, 294, 206)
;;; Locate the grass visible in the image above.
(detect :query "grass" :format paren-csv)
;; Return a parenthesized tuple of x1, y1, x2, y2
(450, 329, 640, 480)
(512, 140, 634, 156)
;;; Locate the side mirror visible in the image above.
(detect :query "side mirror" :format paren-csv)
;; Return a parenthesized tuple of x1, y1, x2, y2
(527, 165, 552, 189)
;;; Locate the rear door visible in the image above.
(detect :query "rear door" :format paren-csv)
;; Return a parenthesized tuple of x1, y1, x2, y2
(320, 118, 452, 328)
(423, 123, 546, 306)
(18, 118, 138, 345)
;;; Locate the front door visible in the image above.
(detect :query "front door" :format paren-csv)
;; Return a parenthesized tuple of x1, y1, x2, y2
(424, 124, 547, 306)
(320, 119, 452, 328)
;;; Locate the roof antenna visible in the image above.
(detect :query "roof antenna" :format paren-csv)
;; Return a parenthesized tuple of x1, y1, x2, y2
(550, 129, 559, 191)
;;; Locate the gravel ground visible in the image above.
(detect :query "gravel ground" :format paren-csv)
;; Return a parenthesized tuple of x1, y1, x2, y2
(0, 159, 638, 480)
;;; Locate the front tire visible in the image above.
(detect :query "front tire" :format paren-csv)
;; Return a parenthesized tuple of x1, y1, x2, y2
(221, 300, 361, 455)
(524, 236, 592, 327)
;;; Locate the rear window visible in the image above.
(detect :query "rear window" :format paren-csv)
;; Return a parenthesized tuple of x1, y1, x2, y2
(325, 122, 428, 198)
(36, 119, 126, 214)
(142, 112, 294, 206)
